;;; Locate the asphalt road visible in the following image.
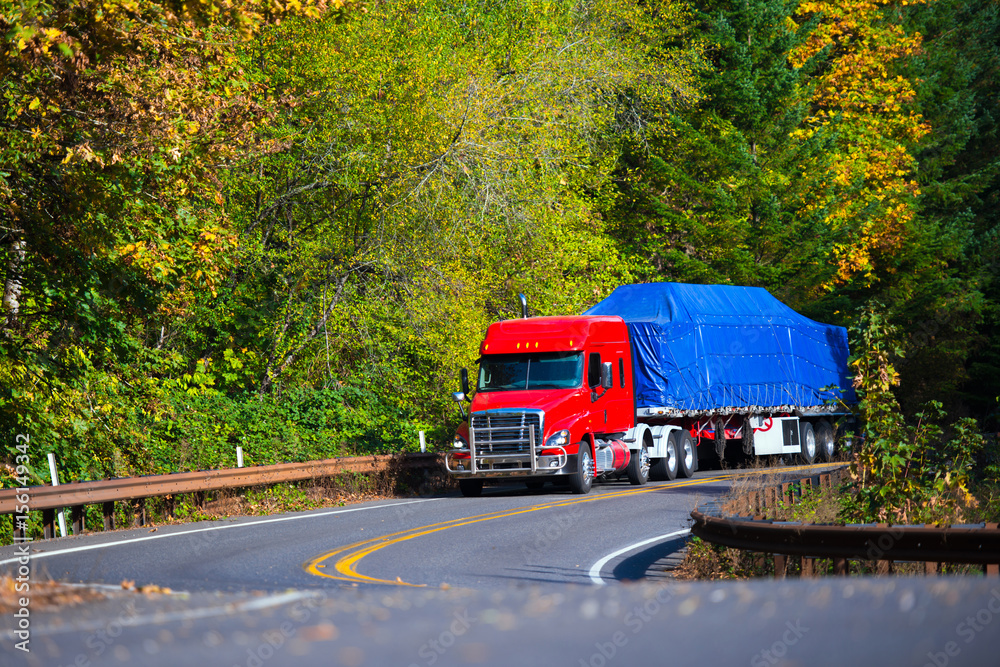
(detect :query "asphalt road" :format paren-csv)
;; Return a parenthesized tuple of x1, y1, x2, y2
(4, 463, 999, 667)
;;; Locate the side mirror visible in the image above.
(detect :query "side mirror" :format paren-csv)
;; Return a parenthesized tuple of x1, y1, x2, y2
(592, 362, 614, 402)
(600, 362, 613, 389)
(454, 368, 471, 419)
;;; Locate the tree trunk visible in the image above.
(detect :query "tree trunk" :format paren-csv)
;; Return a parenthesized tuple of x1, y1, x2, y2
(2, 235, 25, 329)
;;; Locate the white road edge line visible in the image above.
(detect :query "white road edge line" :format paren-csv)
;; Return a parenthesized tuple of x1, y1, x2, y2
(588, 528, 691, 586)
(0, 498, 442, 567)
(0, 590, 323, 640)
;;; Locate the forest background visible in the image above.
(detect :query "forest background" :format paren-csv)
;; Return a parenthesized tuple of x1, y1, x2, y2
(1, 0, 998, 488)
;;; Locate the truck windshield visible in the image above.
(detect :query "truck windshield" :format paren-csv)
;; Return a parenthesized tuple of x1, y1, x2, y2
(477, 352, 584, 391)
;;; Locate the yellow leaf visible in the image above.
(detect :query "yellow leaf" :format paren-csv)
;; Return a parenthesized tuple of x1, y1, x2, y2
(28, 97, 41, 111)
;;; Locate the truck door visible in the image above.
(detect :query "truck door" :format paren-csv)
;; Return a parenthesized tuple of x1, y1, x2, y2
(587, 351, 608, 430)
(604, 350, 633, 432)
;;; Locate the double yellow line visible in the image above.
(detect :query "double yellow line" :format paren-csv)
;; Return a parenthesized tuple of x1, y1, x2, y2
(303, 463, 839, 587)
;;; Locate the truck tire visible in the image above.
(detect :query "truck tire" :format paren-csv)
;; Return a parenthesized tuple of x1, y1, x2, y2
(626, 439, 650, 486)
(816, 420, 835, 461)
(570, 443, 594, 495)
(459, 479, 484, 497)
(649, 433, 679, 481)
(798, 422, 817, 464)
(677, 431, 697, 478)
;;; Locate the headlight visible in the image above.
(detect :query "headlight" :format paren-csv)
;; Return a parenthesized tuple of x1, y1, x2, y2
(453, 434, 468, 449)
(545, 430, 570, 448)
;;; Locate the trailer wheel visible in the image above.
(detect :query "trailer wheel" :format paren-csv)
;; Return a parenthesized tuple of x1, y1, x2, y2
(816, 420, 835, 461)
(569, 443, 594, 495)
(459, 479, 484, 497)
(798, 422, 817, 464)
(650, 433, 679, 481)
(677, 431, 697, 478)
(626, 438, 650, 486)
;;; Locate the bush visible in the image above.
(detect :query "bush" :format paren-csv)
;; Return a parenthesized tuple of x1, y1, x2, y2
(841, 307, 983, 524)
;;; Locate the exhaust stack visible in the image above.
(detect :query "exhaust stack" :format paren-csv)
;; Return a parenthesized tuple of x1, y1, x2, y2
(519, 293, 528, 319)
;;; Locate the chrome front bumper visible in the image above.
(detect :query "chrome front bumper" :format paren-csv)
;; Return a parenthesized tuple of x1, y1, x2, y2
(445, 450, 570, 477)
(445, 424, 569, 478)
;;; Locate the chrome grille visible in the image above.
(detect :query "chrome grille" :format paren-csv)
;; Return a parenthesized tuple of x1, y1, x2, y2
(470, 411, 542, 455)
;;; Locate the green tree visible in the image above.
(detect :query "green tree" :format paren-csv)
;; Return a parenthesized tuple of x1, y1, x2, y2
(220, 0, 703, 426)
(0, 0, 349, 480)
(607, 0, 837, 305)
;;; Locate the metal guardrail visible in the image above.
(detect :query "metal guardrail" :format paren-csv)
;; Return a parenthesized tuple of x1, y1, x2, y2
(2, 452, 445, 539)
(690, 468, 1000, 576)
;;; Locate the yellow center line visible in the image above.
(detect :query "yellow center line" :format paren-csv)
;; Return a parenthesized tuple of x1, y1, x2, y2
(303, 462, 841, 587)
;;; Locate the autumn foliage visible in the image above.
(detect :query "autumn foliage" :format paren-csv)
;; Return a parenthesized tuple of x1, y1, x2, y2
(1, 0, 998, 497)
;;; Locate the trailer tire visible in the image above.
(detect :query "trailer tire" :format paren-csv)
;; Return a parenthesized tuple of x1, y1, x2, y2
(570, 443, 594, 495)
(677, 431, 697, 478)
(650, 433, 679, 481)
(459, 479, 484, 497)
(798, 422, 817, 465)
(626, 438, 650, 486)
(816, 420, 835, 461)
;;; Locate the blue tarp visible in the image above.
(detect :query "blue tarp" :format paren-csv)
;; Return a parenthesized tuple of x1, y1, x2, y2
(583, 283, 856, 412)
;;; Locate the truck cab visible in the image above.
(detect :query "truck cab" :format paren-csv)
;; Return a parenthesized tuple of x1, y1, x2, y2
(447, 316, 649, 496)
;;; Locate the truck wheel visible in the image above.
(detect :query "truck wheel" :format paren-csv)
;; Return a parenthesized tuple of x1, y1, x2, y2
(459, 479, 484, 497)
(649, 433, 679, 481)
(626, 439, 650, 486)
(677, 431, 697, 478)
(816, 420, 835, 461)
(798, 422, 817, 464)
(569, 443, 594, 495)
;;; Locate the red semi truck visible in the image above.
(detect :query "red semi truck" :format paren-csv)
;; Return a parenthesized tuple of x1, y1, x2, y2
(446, 283, 854, 497)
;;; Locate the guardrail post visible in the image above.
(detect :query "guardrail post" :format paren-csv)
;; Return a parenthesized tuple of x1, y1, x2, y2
(802, 558, 815, 578)
(819, 473, 831, 490)
(986, 523, 1000, 577)
(12, 513, 24, 541)
(833, 558, 849, 576)
(781, 483, 793, 506)
(764, 487, 778, 511)
(925, 562, 938, 576)
(71, 505, 85, 535)
(103, 501, 115, 531)
(42, 508, 54, 539)
(774, 553, 786, 579)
